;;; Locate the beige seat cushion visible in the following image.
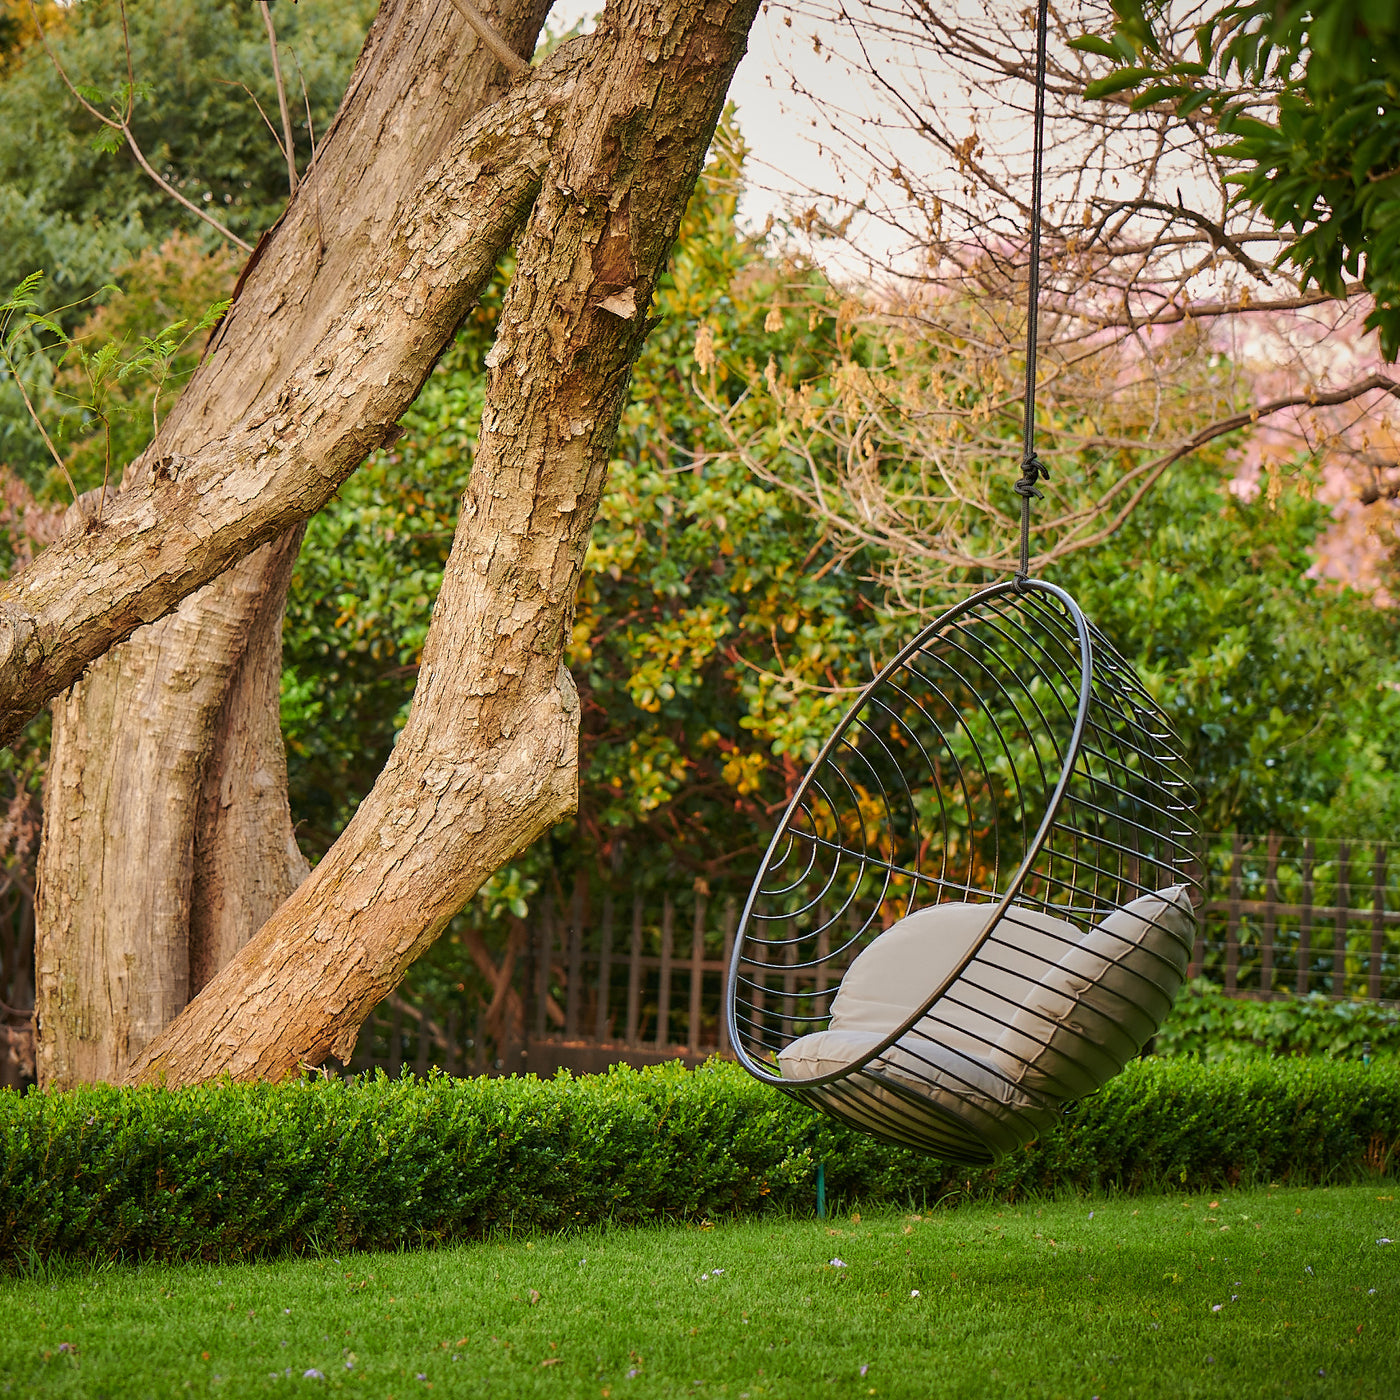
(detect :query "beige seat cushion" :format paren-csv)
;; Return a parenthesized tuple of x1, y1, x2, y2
(778, 888, 1197, 1146)
(828, 901, 1084, 1056)
(1002, 885, 1196, 1100)
(777, 1026, 1056, 1160)
(778, 900, 1085, 1158)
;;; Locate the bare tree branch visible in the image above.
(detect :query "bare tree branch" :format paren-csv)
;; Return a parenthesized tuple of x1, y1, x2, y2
(258, 0, 298, 198)
(26, 0, 255, 252)
(446, 0, 531, 79)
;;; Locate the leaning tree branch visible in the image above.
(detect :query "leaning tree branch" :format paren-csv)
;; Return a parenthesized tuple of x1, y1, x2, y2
(0, 51, 583, 752)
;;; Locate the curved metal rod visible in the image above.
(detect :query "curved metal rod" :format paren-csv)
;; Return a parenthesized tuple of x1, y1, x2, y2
(727, 577, 1097, 1089)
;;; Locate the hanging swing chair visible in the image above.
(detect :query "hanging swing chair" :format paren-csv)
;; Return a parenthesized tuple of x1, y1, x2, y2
(723, 4, 1201, 1167)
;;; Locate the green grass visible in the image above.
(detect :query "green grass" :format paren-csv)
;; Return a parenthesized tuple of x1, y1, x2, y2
(2, 1185, 1395, 1398)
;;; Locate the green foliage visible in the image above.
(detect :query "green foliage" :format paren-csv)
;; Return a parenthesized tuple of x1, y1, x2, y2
(0, 0, 376, 274)
(281, 123, 887, 877)
(1076, 1, 1400, 356)
(56, 236, 237, 497)
(0, 0, 375, 476)
(0, 1056, 1394, 1267)
(1154, 978, 1400, 1061)
(1, 242, 235, 504)
(281, 124, 1399, 1030)
(1061, 463, 1400, 837)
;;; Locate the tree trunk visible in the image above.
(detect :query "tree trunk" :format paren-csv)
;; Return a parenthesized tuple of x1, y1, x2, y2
(188, 529, 310, 996)
(32, 0, 553, 1087)
(35, 539, 296, 1086)
(130, 0, 761, 1087)
(0, 0, 562, 751)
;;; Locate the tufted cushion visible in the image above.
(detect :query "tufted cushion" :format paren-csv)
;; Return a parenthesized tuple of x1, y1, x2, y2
(778, 888, 1197, 1146)
(777, 1025, 1057, 1161)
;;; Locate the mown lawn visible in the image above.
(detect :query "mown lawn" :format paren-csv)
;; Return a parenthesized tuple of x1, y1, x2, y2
(1, 1184, 1395, 1398)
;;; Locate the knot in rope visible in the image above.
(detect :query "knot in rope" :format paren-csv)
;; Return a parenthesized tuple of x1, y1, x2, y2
(1014, 451, 1050, 501)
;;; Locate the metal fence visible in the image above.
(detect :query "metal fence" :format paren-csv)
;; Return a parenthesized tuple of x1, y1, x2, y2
(1192, 835, 1399, 1002)
(353, 834, 1400, 1078)
(1, 834, 1395, 1086)
(347, 883, 741, 1080)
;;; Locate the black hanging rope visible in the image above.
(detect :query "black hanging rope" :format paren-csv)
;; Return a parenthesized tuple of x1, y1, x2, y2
(1015, 0, 1052, 582)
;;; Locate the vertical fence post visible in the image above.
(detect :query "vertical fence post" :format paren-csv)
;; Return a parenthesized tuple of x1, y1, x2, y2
(655, 894, 674, 1051)
(626, 894, 643, 1045)
(718, 896, 736, 1055)
(353, 1011, 375, 1076)
(414, 1010, 430, 1078)
(595, 886, 615, 1043)
(689, 886, 706, 1056)
(388, 1001, 403, 1076)
(1370, 843, 1387, 1001)
(535, 894, 553, 1039)
(1261, 832, 1279, 999)
(1225, 833, 1243, 995)
(565, 875, 584, 1040)
(1333, 843, 1351, 999)
(1297, 838, 1315, 996)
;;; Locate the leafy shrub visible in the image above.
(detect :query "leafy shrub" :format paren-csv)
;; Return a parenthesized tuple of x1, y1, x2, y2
(0, 1057, 1394, 1268)
(1154, 979, 1400, 1061)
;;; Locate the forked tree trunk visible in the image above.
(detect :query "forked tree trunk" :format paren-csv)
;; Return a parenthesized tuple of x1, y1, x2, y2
(35, 538, 301, 1085)
(131, 0, 760, 1086)
(0, 0, 561, 750)
(188, 529, 310, 996)
(33, 0, 552, 1088)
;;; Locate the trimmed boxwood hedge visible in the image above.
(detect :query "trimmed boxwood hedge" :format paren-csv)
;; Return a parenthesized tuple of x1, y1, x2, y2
(1154, 979, 1400, 1060)
(1, 1056, 1395, 1267)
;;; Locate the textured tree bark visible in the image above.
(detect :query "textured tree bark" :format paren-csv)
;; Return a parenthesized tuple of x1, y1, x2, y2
(35, 538, 291, 1086)
(0, 0, 568, 753)
(130, 0, 761, 1086)
(187, 530, 310, 997)
(32, 0, 553, 1088)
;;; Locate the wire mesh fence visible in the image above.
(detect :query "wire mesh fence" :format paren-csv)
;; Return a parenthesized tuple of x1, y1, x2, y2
(1192, 834, 1400, 1002)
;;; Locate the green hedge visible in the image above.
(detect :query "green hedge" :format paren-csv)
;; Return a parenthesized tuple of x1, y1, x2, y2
(1, 1057, 1395, 1268)
(1153, 979, 1400, 1060)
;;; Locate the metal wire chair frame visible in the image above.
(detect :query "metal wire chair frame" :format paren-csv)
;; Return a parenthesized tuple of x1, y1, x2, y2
(724, 576, 1201, 1161)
